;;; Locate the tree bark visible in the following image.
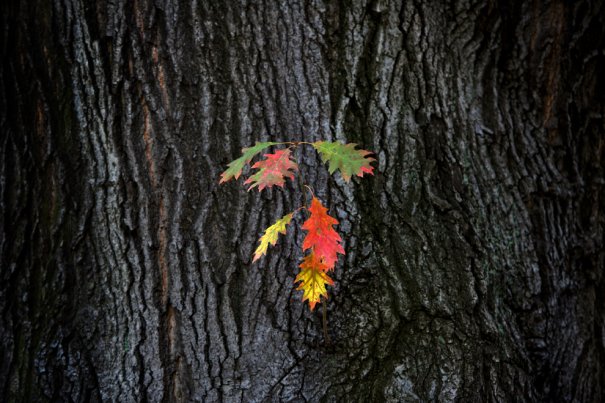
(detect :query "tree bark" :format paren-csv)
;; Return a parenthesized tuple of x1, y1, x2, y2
(1, 0, 604, 401)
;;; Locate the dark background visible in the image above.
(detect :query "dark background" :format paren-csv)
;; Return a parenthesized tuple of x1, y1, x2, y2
(1, 0, 604, 401)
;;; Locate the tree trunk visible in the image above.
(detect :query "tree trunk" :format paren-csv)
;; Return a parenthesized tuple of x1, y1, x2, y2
(1, 0, 604, 401)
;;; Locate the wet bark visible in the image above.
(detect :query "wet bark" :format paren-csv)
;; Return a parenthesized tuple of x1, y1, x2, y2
(1, 0, 604, 401)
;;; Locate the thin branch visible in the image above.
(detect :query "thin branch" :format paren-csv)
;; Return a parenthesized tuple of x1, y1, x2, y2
(323, 300, 331, 345)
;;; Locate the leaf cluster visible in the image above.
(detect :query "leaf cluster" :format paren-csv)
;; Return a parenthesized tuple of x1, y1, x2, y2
(220, 140, 375, 310)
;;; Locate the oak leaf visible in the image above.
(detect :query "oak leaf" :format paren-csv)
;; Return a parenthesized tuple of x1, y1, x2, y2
(312, 141, 375, 182)
(244, 148, 298, 191)
(302, 197, 344, 269)
(219, 141, 278, 183)
(295, 251, 334, 310)
(252, 213, 294, 262)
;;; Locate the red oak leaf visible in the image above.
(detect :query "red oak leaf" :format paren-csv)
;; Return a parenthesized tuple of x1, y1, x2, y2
(244, 149, 298, 191)
(219, 141, 277, 183)
(302, 197, 345, 269)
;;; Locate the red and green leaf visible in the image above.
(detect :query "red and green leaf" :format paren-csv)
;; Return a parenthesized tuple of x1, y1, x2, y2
(302, 197, 344, 269)
(252, 213, 294, 262)
(312, 141, 375, 182)
(295, 251, 333, 310)
(244, 148, 298, 191)
(219, 141, 278, 183)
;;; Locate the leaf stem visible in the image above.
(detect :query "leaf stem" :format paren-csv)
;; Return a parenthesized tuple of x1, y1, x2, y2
(303, 185, 315, 200)
(292, 146, 314, 206)
(277, 141, 315, 147)
(291, 205, 306, 216)
(322, 300, 331, 345)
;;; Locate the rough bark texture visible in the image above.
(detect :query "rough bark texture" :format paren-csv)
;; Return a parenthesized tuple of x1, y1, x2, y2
(1, 0, 604, 401)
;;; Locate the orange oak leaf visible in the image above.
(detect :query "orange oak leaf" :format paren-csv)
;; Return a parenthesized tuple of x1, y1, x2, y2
(295, 251, 334, 310)
(244, 148, 298, 191)
(302, 197, 344, 269)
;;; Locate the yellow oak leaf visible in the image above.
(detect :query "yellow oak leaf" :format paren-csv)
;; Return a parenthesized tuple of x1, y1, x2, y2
(295, 251, 334, 310)
(252, 213, 294, 262)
